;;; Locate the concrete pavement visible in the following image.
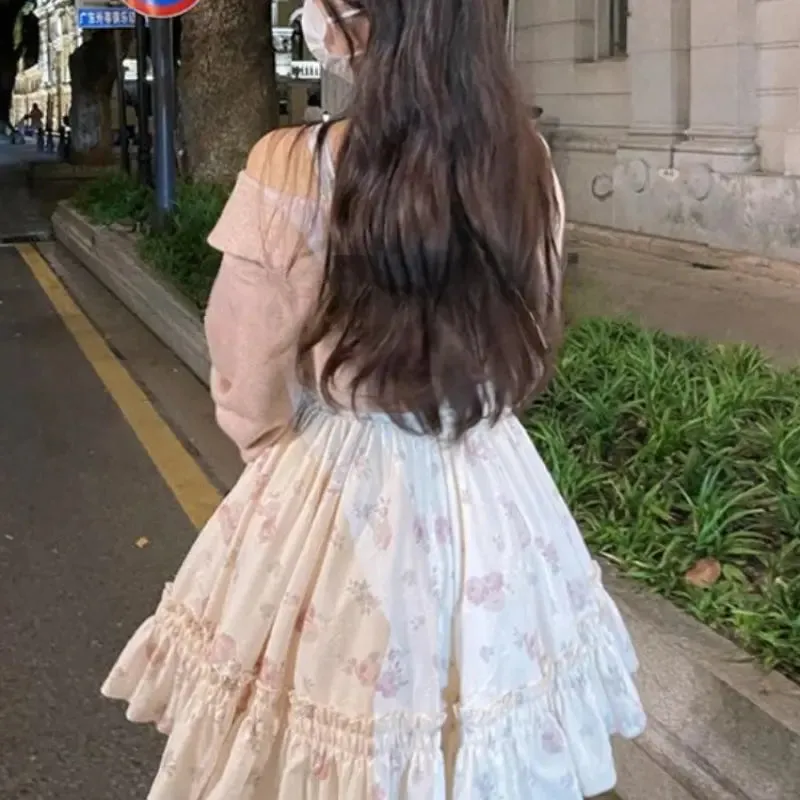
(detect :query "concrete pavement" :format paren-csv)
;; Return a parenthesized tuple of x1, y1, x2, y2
(0, 138, 55, 243)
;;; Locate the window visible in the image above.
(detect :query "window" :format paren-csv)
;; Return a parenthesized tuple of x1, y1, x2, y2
(577, 0, 629, 62)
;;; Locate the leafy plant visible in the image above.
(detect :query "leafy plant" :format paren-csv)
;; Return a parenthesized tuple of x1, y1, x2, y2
(527, 318, 800, 681)
(139, 182, 228, 309)
(73, 174, 227, 309)
(72, 172, 151, 226)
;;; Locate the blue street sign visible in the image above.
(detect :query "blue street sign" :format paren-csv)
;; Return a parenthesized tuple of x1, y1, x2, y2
(77, 6, 136, 29)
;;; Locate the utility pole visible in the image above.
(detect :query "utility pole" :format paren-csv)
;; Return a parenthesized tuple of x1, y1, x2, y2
(150, 16, 175, 226)
(113, 29, 130, 174)
(134, 13, 152, 185)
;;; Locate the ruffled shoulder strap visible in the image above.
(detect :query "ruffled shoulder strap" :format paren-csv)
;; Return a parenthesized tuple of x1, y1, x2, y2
(207, 127, 332, 264)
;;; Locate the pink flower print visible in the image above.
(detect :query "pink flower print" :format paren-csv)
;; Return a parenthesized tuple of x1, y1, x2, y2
(567, 579, 591, 612)
(352, 447, 373, 480)
(464, 434, 490, 463)
(541, 722, 566, 754)
(535, 536, 561, 573)
(349, 652, 382, 687)
(435, 517, 452, 544)
(410, 614, 425, 631)
(310, 751, 331, 780)
(401, 568, 417, 587)
(466, 572, 506, 611)
(258, 656, 285, 692)
(347, 579, 379, 615)
(371, 785, 388, 800)
(413, 516, 429, 553)
(479, 645, 494, 662)
(375, 649, 409, 699)
(515, 631, 544, 663)
(219, 501, 240, 545)
(483, 572, 505, 611)
(465, 577, 486, 605)
(376, 671, 401, 698)
(258, 495, 282, 542)
(209, 633, 237, 665)
(328, 463, 349, 494)
(295, 604, 321, 642)
(501, 498, 531, 548)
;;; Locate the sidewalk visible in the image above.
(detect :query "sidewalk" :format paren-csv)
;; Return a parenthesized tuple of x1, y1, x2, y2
(0, 137, 56, 243)
(565, 234, 800, 365)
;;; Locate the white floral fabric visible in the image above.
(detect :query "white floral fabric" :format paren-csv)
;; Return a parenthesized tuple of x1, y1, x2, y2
(102, 407, 646, 799)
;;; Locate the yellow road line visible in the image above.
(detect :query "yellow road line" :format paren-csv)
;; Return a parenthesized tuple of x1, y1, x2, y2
(16, 243, 221, 528)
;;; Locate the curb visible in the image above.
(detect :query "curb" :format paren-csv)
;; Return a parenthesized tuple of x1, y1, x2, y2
(52, 202, 210, 384)
(53, 204, 800, 800)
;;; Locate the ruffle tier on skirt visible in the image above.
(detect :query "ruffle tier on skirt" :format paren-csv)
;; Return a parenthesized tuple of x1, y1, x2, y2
(103, 407, 646, 799)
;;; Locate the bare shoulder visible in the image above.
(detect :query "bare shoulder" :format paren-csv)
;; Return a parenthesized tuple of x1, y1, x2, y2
(244, 126, 319, 196)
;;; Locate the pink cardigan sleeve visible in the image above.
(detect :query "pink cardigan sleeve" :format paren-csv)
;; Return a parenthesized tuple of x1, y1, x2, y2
(204, 172, 321, 462)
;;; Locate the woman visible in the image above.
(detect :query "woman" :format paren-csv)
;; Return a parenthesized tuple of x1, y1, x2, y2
(102, 0, 646, 797)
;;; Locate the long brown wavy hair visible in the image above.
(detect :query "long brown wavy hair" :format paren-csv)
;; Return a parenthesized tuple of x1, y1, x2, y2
(299, 0, 563, 438)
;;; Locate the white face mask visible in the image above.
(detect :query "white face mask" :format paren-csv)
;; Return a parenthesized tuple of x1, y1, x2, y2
(302, 0, 363, 83)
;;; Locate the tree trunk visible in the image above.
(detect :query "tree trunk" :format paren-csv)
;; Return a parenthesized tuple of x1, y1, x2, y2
(180, 0, 279, 184)
(68, 30, 132, 165)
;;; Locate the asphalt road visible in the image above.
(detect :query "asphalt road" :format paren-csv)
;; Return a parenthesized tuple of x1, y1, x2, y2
(0, 244, 196, 798)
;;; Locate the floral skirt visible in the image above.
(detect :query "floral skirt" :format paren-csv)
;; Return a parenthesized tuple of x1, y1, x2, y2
(102, 408, 646, 799)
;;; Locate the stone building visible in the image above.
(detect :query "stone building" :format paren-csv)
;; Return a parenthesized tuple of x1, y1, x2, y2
(514, 0, 800, 262)
(321, 0, 800, 263)
(13, 0, 319, 129)
(12, 0, 78, 128)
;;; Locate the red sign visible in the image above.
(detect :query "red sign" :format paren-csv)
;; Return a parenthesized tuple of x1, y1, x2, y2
(122, 0, 199, 18)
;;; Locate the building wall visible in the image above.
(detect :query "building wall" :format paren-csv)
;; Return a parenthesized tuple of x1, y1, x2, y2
(14, 0, 319, 131)
(13, 0, 79, 128)
(514, 0, 631, 226)
(514, 0, 800, 262)
(756, 0, 798, 173)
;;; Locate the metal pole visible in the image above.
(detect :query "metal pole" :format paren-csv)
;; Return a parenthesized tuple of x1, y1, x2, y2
(150, 17, 176, 226)
(135, 14, 152, 186)
(505, 0, 516, 61)
(114, 29, 130, 174)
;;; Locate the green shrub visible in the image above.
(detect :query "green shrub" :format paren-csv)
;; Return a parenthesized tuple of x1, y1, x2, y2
(73, 174, 227, 310)
(72, 172, 151, 226)
(528, 318, 800, 680)
(139, 182, 228, 309)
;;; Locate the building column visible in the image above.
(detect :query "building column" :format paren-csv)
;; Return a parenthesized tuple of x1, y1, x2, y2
(674, 0, 759, 173)
(617, 0, 690, 166)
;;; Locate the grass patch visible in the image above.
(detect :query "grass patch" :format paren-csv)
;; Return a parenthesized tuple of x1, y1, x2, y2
(73, 175, 799, 680)
(73, 173, 226, 309)
(527, 318, 800, 681)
